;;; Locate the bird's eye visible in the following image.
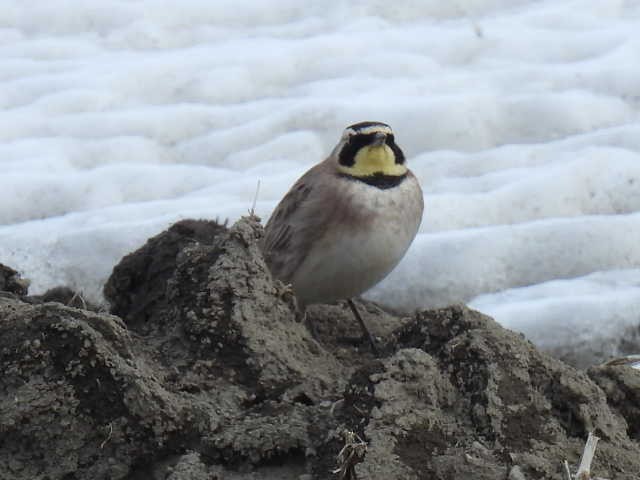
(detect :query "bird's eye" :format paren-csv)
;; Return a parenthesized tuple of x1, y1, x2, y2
(338, 133, 375, 166)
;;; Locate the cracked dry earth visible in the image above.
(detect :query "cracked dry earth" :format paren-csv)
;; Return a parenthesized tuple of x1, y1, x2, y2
(1, 217, 639, 479)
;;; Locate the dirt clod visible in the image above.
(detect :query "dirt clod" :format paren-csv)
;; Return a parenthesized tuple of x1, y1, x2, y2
(0, 263, 29, 296)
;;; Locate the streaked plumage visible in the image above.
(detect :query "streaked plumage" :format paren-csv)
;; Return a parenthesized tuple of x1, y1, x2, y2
(262, 121, 423, 348)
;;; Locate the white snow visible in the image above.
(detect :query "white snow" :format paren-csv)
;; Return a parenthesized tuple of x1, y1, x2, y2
(470, 269, 640, 351)
(1, 0, 639, 358)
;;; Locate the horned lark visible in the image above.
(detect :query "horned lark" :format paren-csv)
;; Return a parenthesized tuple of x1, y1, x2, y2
(262, 121, 424, 353)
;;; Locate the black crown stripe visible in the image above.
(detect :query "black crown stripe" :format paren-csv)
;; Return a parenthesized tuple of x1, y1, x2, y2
(347, 121, 391, 131)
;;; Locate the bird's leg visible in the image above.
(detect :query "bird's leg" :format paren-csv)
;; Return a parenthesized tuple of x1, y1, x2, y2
(346, 299, 380, 356)
(295, 305, 322, 342)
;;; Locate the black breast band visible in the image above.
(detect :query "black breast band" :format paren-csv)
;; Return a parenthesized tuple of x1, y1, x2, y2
(339, 172, 407, 189)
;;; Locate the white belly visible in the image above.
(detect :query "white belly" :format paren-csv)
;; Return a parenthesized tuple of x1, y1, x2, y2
(291, 177, 422, 306)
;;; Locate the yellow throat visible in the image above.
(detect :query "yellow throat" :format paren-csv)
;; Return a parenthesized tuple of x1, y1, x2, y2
(338, 144, 407, 177)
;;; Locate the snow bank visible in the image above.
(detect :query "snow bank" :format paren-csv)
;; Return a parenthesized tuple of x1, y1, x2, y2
(1, 0, 639, 353)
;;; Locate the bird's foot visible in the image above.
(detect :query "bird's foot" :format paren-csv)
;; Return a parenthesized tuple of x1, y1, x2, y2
(276, 282, 301, 315)
(275, 281, 295, 300)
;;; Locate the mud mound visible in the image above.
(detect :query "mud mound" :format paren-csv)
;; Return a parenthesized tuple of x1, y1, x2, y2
(0, 263, 29, 296)
(341, 307, 640, 479)
(1, 217, 639, 479)
(103, 219, 227, 330)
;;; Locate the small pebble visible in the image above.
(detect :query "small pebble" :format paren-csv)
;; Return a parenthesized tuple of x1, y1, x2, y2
(509, 465, 526, 480)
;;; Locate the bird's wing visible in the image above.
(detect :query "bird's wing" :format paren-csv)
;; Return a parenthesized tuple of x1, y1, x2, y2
(262, 163, 333, 283)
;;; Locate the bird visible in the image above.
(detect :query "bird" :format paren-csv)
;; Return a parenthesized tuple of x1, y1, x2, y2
(261, 121, 424, 353)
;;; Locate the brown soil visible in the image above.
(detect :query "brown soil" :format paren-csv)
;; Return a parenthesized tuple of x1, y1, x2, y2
(1, 217, 639, 479)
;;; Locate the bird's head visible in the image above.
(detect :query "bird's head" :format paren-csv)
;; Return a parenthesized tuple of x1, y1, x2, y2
(333, 121, 407, 179)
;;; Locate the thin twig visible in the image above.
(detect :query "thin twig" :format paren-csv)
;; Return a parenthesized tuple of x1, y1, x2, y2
(332, 430, 368, 479)
(329, 398, 344, 417)
(563, 460, 573, 480)
(68, 290, 87, 310)
(100, 423, 113, 449)
(249, 179, 261, 217)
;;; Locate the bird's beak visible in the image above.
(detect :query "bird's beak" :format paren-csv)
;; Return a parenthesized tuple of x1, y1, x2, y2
(372, 132, 387, 146)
